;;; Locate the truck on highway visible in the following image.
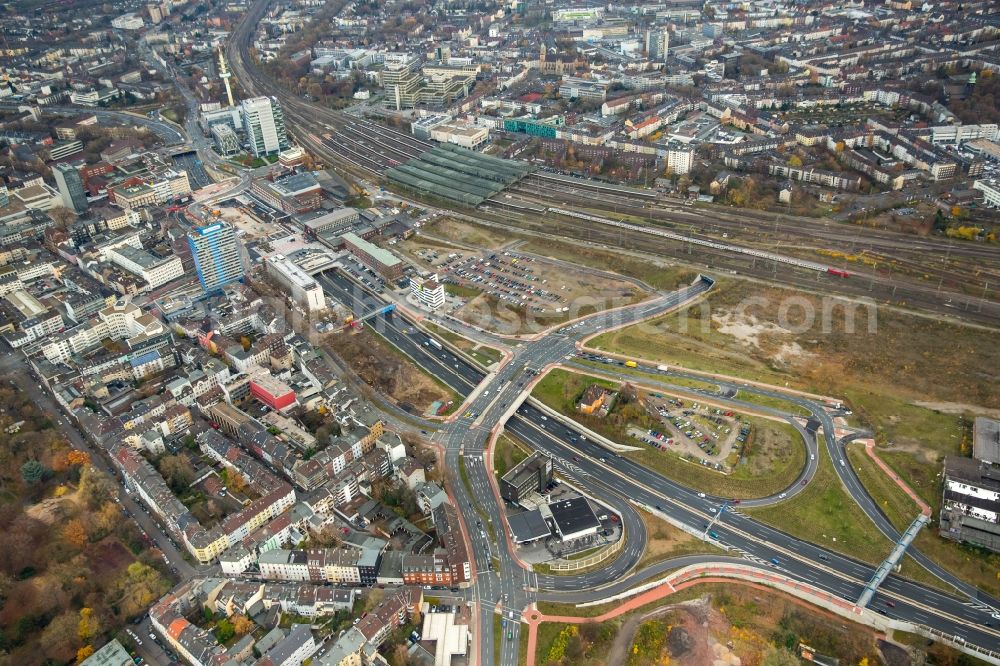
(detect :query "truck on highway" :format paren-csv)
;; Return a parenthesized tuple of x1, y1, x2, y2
(625, 360, 638, 368)
(428, 338, 443, 350)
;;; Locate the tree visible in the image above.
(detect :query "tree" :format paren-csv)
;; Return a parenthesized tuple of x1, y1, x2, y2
(77, 607, 100, 642)
(41, 610, 80, 662)
(20, 459, 47, 485)
(215, 618, 235, 642)
(48, 206, 77, 230)
(787, 155, 803, 168)
(159, 455, 195, 493)
(76, 645, 95, 663)
(228, 472, 249, 495)
(63, 518, 89, 549)
(113, 562, 169, 618)
(232, 614, 254, 636)
(66, 450, 91, 467)
(79, 466, 115, 509)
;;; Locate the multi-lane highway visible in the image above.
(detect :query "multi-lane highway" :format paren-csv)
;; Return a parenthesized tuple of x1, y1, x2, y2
(313, 264, 1000, 664)
(202, 3, 1000, 660)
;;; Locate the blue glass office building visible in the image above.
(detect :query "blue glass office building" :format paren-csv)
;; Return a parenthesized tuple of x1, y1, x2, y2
(187, 222, 245, 293)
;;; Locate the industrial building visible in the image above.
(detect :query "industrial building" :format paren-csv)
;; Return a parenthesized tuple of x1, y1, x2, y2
(342, 232, 403, 280)
(499, 451, 553, 505)
(939, 417, 1000, 552)
(251, 172, 323, 214)
(385, 144, 532, 206)
(549, 497, 602, 542)
(302, 207, 360, 237)
(250, 371, 297, 411)
(940, 456, 1000, 552)
(107, 244, 184, 291)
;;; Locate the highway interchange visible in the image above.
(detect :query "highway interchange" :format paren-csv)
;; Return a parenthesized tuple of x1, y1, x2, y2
(311, 266, 1000, 664)
(44, 4, 996, 660)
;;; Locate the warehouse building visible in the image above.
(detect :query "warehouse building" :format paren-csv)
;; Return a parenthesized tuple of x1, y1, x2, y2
(266, 255, 325, 311)
(939, 417, 1000, 552)
(549, 497, 602, 542)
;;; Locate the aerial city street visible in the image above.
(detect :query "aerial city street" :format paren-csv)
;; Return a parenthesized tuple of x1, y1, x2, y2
(0, 0, 999, 665)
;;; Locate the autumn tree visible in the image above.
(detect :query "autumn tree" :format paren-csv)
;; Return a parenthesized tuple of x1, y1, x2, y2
(112, 562, 169, 618)
(77, 607, 100, 642)
(232, 614, 254, 636)
(228, 471, 249, 495)
(63, 518, 89, 549)
(48, 206, 78, 229)
(159, 455, 195, 494)
(76, 645, 95, 663)
(41, 610, 80, 662)
(79, 466, 115, 510)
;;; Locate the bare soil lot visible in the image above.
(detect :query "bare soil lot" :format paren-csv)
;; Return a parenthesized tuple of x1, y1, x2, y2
(324, 326, 458, 414)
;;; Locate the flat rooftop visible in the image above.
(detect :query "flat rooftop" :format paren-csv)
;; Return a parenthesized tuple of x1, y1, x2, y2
(974, 417, 1000, 465)
(549, 496, 601, 537)
(508, 509, 551, 544)
(342, 232, 401, 268)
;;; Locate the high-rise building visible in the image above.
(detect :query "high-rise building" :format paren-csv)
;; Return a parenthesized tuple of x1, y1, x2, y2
(645, 29, 669, 62)
(240, 96, 289, 157)
(53, 163, 88, 214)
(187, 222, 245, 293)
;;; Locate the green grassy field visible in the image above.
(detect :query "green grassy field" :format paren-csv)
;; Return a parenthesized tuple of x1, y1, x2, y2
(533, 369, 807, 499)
(747, 444, 892, 565)
(493, 434, 531, 479)
(422, 321, 504, 367)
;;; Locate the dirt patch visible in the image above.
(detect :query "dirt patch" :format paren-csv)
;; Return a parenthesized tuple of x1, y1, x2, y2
(913, 401, 1000, 418)
(324, 327, 455, 413)
(619, 586, 882, 666)
(712, 311, 812, 367)
(24, 496, 75, 524)
(608, 599, 713, 666)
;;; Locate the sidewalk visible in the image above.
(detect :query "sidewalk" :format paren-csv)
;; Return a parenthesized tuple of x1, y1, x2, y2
(861, 439, 932, 517)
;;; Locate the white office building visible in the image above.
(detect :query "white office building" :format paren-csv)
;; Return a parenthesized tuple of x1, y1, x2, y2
(974, 178, 1000, 208)
(410, 274, 446, 309)
(266, 255, 326, 311)
(241, 96, 289, 156)
(107, 245, 184, 290)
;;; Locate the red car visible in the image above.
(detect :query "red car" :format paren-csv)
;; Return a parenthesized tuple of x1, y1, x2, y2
(733, 499, 741, 504)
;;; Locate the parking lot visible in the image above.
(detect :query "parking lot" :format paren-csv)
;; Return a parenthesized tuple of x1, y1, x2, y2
(630, 394, 749, 471)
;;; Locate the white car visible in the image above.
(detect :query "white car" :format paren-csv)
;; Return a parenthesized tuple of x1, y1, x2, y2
(697, 492, 706, 498)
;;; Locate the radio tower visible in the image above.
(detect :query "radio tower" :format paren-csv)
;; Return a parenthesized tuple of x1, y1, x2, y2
(218, 47, 236, 107)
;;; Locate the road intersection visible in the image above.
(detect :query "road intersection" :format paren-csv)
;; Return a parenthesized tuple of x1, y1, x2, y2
(315, 268, 1000, 664)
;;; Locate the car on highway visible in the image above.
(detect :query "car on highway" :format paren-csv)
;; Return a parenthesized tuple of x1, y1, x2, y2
(885, 600, 896, 607)
(572, 456, 580, 461)
(770, 558, 781, 566)
(508, 631, 513, 640)
(779, 493, 787, 499)
(697, 492, 706, 498)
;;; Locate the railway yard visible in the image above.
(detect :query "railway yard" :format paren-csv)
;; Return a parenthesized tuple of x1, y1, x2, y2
(227, 0, 1000, 329)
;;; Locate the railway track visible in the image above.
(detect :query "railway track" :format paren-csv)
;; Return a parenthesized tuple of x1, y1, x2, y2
(509, 178, 1000, 296)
